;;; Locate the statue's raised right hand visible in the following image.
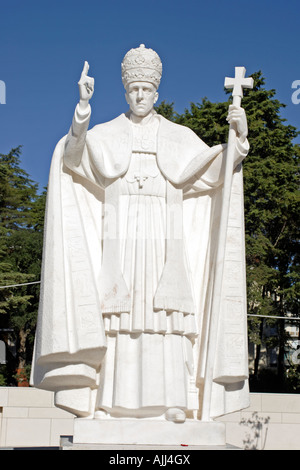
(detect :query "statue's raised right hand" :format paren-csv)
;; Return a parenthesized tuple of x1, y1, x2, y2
(78, 61, 95, 105)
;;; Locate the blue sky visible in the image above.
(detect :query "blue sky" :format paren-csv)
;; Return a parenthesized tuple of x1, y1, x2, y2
(1, 0, 299, 191)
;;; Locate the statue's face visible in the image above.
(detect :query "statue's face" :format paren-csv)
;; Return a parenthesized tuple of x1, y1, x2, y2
(125, 81, 158, 117)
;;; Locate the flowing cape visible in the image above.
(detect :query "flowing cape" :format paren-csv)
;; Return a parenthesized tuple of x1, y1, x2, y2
(183, 167, 249, 417)
(31, 114, 249, 417)
(30, 136, 106, 392)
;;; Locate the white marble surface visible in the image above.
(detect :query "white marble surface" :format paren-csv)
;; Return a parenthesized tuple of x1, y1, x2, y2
(31, 45, 251, 437)
(2, 389, 300, 449)
(73, 418, 226, 446)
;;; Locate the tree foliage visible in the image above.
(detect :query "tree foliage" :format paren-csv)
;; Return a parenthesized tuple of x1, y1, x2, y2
(156, 71, 300, 391)
(1, 71, 299, 390)
(0, 147, 46, 384)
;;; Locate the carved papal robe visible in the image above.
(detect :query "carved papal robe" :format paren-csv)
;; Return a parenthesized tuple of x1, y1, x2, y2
(31, 103, 250, 420)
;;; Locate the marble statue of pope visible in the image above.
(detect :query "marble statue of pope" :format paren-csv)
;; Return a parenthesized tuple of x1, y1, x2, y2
(31, 45, 250, 424)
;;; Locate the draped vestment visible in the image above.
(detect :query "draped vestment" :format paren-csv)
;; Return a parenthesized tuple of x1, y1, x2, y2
(31, 106, 250, 419)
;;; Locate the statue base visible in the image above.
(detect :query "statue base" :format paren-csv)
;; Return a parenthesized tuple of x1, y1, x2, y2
(72, 418, 226, 447)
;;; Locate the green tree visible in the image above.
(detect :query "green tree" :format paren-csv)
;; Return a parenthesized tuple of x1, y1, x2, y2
(156, 71, 300, 391)
(0, 147, 46, 385)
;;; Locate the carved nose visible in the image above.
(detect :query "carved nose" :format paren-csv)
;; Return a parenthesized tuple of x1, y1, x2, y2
(137, 89, 143, 100)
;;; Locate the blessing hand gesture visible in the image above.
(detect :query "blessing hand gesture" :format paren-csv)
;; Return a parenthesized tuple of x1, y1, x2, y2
(78, 61, 95, 108)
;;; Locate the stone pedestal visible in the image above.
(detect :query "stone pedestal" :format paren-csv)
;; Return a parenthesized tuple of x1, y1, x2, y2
(72, 418, 226, 447)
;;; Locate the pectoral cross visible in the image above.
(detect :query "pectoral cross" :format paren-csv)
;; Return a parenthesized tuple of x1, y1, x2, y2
(134, 174, 148, 188)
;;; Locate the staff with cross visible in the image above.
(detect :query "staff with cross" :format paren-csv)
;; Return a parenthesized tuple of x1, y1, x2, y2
(201, 67, 253, 422)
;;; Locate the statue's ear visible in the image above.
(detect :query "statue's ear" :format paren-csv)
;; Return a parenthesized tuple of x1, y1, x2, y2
(154, 92, 159, 104)
(125, 92, 129, 104)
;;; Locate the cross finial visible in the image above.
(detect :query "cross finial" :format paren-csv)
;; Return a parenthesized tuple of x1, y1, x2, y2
(224, 67, 253, 106)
